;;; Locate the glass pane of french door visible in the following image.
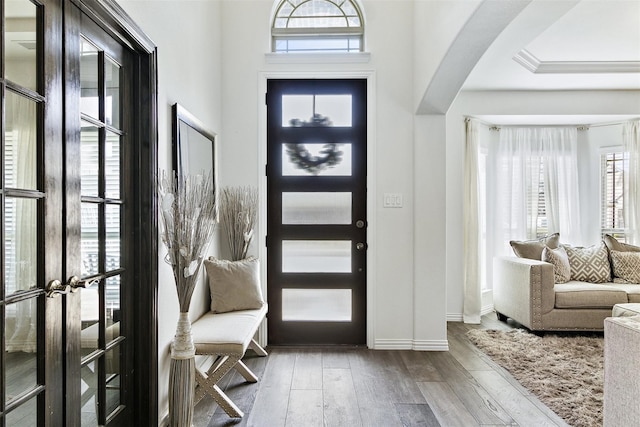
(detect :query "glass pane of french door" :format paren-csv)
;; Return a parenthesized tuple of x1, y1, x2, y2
(0, 0, 50, 426)
(267, 79, 367, 345)
(75, 24, 125, 426)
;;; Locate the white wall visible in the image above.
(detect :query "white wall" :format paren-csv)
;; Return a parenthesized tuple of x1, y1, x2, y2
(115, 1, 223, 422)
(413, 0, 481, 110)
(446, 90, 640, 319)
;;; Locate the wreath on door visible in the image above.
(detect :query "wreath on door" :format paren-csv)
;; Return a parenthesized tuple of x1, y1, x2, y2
(285, 143, 343, 175)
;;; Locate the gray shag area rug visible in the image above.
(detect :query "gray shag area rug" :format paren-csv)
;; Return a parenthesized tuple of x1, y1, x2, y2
(466, 329, 604, 427)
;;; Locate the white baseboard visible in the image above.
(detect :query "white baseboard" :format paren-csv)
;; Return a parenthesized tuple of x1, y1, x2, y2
(373, 339, 449, 351)
(481, 304, 495, 316)
(447, 313, 463, 322)
(373, 339, 413, 350)
(412, 340, 449, 351)
(447, 306, 495, 323)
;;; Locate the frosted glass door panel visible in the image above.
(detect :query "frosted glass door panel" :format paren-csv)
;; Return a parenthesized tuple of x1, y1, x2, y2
(282, 192, 351, 224)
(282, 289, 352, 322)
(282, 240, 351, 273)
(282, 143, 352, 176)
(282, 94, 352, 127)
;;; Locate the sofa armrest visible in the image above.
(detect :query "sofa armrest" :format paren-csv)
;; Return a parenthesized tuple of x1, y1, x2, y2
(493, 256, 555, 329)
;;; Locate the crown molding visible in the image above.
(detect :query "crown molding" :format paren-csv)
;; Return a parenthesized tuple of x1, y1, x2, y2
(513, 49, 640, 74)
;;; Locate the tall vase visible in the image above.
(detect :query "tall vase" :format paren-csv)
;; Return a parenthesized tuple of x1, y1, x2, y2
(168, 312, 196, 427)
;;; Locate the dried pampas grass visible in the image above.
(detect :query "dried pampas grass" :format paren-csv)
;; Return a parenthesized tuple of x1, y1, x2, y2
(157, 171, 218, 427)
(158, 171, 218, 311)
(220, 186, 258, 260)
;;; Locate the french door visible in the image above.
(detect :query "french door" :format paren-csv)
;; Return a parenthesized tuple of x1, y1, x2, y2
(1, 0, 157, 425)
(266, 79, 367, 346)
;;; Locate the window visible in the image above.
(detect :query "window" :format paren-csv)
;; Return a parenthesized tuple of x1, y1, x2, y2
(601, 150, 628, 241)
(532, 160, 548, 239)
(271, 0, 364, 53)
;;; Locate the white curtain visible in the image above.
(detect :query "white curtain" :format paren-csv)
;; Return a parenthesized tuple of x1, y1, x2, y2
(463, 118, 481, 323)
(623, 120, 640, 245)
(487, 127, 582, 263)
(6, 95, 38, 353)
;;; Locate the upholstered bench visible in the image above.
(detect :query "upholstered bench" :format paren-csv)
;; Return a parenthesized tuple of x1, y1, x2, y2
(191, 303, 268, 418)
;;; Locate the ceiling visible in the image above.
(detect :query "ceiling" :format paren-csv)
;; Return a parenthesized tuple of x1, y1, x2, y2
(462, 0, 640, 91)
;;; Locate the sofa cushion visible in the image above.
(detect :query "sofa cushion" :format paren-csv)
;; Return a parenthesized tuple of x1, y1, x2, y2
(610, 250, 640, 284)
(554, 282, 628, 309)
(510, 233, 560, 260)
(542, 246, 570, 283)
(607, 283, 640, 303)
(563, 242, 611, 283)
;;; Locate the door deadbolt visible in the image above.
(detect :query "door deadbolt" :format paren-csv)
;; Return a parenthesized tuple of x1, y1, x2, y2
(356, 220, 366, 229)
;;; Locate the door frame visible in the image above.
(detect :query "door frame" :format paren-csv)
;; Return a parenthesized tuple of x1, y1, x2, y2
(66, 0, 158, 424)
(258, 71, 377, 349)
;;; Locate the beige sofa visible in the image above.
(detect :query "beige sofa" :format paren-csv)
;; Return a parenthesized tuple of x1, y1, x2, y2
(493, 256, 640, 331)
(493, 234, 640, 332)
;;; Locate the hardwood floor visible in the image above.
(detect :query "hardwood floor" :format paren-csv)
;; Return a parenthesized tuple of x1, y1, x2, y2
(193, 313, 570, 427)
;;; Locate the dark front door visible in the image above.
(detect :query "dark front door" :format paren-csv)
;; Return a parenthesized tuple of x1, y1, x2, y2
(266, 79, 367, 345)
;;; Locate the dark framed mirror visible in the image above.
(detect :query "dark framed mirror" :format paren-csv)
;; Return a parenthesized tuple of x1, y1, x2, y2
(172, 103, 217, 186)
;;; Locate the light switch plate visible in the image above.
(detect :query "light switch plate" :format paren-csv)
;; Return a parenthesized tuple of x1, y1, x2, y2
(383, 193, 403, 208)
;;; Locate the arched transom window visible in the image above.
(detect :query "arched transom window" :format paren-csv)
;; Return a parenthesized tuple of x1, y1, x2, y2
(272, 0, 364, 53)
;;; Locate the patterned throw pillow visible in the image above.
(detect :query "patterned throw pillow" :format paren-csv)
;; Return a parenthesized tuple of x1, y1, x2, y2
(542, 246, 571, 284)
(603, 234, 640, 253)
(603, 234, 640, 280)
(563, 242, 611, 283)
(609, 250, 640, 284)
